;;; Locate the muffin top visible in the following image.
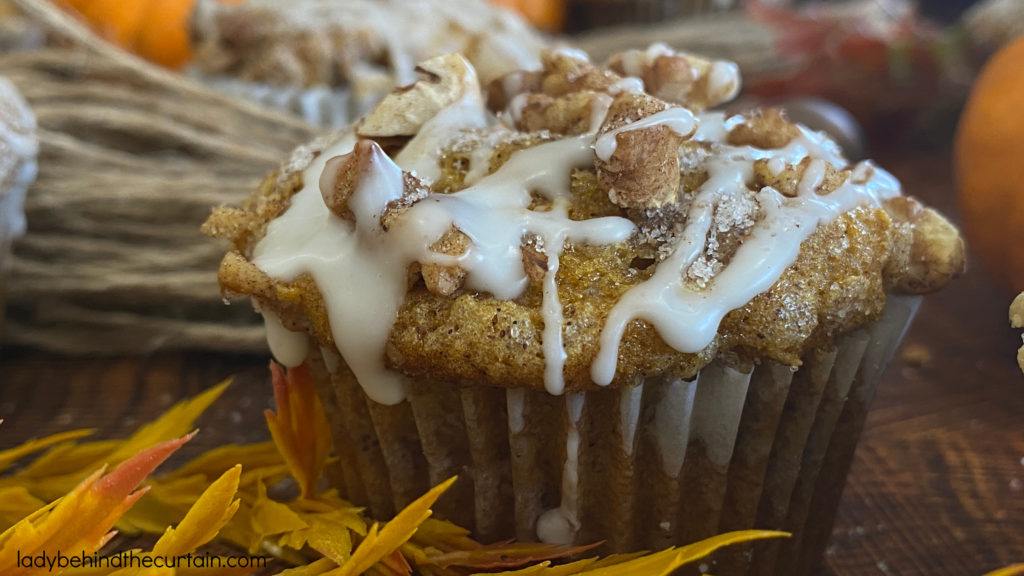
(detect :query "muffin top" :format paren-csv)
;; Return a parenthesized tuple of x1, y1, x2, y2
(205, 45, 965, 405)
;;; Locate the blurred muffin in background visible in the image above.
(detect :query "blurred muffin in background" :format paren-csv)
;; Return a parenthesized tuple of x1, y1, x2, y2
(56, 0, 548, 128)
(0, 76, 37, 330)
(189, 0, 547, 127)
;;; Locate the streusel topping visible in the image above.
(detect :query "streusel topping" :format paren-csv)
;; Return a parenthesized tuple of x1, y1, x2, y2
(205, 45, 964, 404)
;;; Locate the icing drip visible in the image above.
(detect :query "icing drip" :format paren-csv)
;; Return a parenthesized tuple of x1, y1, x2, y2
(593, 107, 697, 162)
(536, 392, 585, 544)
(254, 133, 444, 405)
(263, 308, 309, 367)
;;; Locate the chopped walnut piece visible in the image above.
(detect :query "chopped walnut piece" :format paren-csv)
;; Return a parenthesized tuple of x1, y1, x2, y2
(321, 139, 431, 228)
(319, 139, 376, 220)
(358, 53, 476, 138)
(486, 69, 543, 112)
(607, 44, 741, 110)
(595, 93, 687, 209)
(422, 227, 471, 296)
(380, 172, 431, 230)
(753, 157, 850, 198)
(521, 238, 549, 282)
(515, 90, 611, 135)
(539, 48, 621, 97)
(727, 108, 802, 149)
(883, 197, 966, 294)
(1010, 292, 1024, 373)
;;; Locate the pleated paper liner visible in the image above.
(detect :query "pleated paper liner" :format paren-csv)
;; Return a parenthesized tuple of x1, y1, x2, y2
(305, 293, 920, 575)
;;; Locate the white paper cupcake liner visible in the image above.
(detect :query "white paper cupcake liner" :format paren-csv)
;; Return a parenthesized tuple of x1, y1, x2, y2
(304, 293, 921, 574)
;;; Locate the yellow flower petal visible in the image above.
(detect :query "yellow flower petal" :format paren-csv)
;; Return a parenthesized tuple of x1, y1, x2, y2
(412, 518, 478, 552)
(0, 487, 47, 532)
(265, 364, 331, 500)
(0, 429, 95, 474)
(250, 483, 309, 539)
(675, 530, 789, 563)
(327, 477, 456, 576)
(572, 547, 684, 576)
(168, 443, 283, 481)
(152, 465, 242, 557)
(0, 434, 192, 576)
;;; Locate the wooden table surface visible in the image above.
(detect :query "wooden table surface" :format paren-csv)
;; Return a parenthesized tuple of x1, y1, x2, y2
(0, 150, 1022, 575)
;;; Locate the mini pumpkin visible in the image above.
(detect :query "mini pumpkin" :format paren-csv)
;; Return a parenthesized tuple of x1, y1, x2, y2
(955, 36, 1024, 291)
(60, 0, 246, 69)
(488, 0, 563, 31)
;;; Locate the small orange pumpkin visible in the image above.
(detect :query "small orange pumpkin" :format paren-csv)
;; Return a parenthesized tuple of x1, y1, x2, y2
(955, 36, 1024, 292)
(60, 0, 246, 69)
(488, 0, 564, 31)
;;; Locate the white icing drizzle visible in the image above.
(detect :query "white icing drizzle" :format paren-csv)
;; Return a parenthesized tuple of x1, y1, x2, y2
(548, 45, 591, 64)
(707, 60, 742, 103)
(589, 114, 901, 386)
(608, 77, 645, 95)
(417, 136, 635, 394)
(263, 308, 309, 367)
(588, 93, 614, 133)
(395, 68, 489, 183)
(536, 392, 585, 544)
(253, 133, 444, 405)
(508, 93, 531, 125)
(594, 107, 697, 162)
(616, 43, 674, 77)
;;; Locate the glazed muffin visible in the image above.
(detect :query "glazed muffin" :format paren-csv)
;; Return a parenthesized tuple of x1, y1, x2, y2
(205, 45, 964, 575)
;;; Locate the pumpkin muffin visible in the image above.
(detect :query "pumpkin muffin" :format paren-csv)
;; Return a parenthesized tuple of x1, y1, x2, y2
(205, 44, 964, 575)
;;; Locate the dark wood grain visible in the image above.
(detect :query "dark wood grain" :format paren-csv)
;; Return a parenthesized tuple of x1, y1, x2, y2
(817, 152, 1024, 576)
(0, 151, 1021, 575)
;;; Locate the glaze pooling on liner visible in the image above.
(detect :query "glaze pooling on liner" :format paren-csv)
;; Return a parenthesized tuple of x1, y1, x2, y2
(251, 56, 902, 403)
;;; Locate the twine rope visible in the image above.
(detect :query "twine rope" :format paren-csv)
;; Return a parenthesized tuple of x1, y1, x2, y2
(2, 0, 319, 353)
